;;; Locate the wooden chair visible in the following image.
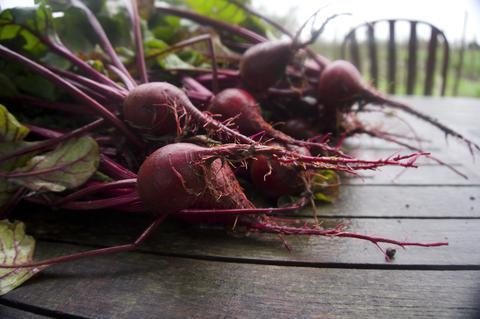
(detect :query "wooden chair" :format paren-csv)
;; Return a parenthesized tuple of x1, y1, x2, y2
(341, 19, 450, 96)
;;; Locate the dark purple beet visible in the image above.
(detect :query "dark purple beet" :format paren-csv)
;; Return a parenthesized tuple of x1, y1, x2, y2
(208, 88, 268, 136)
(277, 118, 318, 140)
(123, 82, 180, 136)
(250, 144, 311, 198)
(137, 143, 253, 217)
(317, 60, 363, 110)
(239, 39, 293, 91)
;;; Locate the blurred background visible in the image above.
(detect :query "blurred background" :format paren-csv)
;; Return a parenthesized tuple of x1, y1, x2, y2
(1, 0, 479, 97)
(252, 0, 479, 97)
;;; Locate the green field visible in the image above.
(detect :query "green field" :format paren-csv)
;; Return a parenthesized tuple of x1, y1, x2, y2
(314, 41, 480, 97)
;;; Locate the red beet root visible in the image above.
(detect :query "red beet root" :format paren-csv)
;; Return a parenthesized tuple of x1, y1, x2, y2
(123, 82, 180, 136)
(137, 143, 253, 216)
(240, 39, 293, 91)
(209, 88, 279, 136)
(317, 60, 363, 111)
(250, 144, 311, 198)
(277, 118, 318, 140)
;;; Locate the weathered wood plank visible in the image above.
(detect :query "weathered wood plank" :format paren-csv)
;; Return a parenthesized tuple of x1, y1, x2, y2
(0, 305, 50, 319)
(349, 99, 480, 148)
(3, 242, 480, 319)
(314, 185, 480, 218)
(342, 164, 480, 185)
(250, 185, 479, 218)
(15, 209, 480, 267)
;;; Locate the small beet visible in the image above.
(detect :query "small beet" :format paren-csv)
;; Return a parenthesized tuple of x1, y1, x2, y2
(239, 39, 293, 91)
(209, 88, 267, 136)
(277, 118, 318, 140)
(317, 60, 363, 111)
(123, 82, 179, 136)
(250, 144, 311, 198)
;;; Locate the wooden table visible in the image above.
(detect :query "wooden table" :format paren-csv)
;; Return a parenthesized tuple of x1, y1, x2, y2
(1, 97, 479, 318)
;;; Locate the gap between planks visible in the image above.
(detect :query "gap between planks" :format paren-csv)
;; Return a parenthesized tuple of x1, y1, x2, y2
(35, 237, 480, 272)
(0, 299, 87, 319)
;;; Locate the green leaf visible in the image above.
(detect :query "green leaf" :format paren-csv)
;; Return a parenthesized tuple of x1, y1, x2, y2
(0, 106, 35, 209)
(313, 192, 333, 203)
(149, 13, 181, 43)
(0, 3, 56, 56)
(180, 0, 267, 37)
(0, 60, 60, 101)
(0, 4, 65, 100)
(183, 0, 247, 26)
(0, 141, 40, 208)
(312, 170, 340, 204)
(0, 219, 43, 296)
(51, 0, 132, 52)
(0, 141, 38, 172)
(7, 136, 100, 192)
(143, 29, 195, 69)
(0, 142, 36, 208)
(13, 72, 58, 101)
(160, 53, 194, 69)
(0, 104, 29, 142)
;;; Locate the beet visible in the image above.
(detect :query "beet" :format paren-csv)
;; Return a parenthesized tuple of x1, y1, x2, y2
(317, 60, 480, 151)
(239, 39, 293, 91)
(250, 144, 311, 198)
(277, 118, 318, 140)
(123, 82, 180, 136)
(209, 88, 275, 136)
(137, 143, 253, 216)
(317, 60, 363, 110)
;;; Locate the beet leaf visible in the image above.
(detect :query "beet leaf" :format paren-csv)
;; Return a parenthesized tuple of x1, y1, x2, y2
(0, 220, 44, 296)
(6, 136, 99, 192)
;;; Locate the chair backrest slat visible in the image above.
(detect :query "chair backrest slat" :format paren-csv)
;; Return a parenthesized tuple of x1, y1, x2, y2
(367, 23, 378, 86)
(424, 28, 439, 95)
(406, 21, 418, 95)
(349, 30, 362, 73)
(440, 35, 450, 96)
(387, 20, 396, 94)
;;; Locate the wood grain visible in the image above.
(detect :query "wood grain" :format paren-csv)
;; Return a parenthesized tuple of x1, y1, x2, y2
(312, 186, 480, 218)
(14, 209, 479, 267)
(0, 305, 51, 319)
(2, 241, 479, 319)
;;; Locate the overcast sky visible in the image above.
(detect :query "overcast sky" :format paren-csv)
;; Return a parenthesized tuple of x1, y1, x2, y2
(253, 0, 480, 44)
